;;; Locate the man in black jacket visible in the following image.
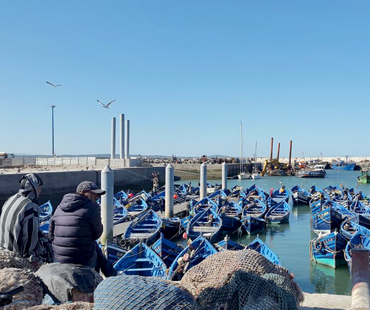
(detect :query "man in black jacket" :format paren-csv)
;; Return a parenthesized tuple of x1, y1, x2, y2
(49, 181, 116, 276)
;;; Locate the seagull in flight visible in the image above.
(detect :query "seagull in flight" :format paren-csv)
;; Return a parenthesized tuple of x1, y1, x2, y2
(97, 99, 116, 109)
(46, 81, 61, 87)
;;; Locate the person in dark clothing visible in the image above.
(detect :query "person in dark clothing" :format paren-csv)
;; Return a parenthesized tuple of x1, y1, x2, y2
(0, 173, 46, 268)
(49, 181, 117, 277)
(160, 198, 165, 213)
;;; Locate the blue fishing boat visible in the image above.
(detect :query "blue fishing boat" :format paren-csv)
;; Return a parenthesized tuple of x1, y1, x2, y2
(39, 200, 53, 222)
(186, 207, 222, 242)
(331, 158, 355, 170)
(112, 197, 129, 225)
(344, 232, 370, 273)
(162, 217, 181, 239)
(265, 201, 290, 224)
(39, 221, 50, 234)
(323, 186, 351, 208)
(106, 243, 128, 264)
(311, 202, 355, 235)
(113, 242, 167, 277)
(125, 197, 149, 217)
(241, 198, 268, 219)
(349, 199, 370, 218)
(310, 230, 347, 268)
(167, 235, 217, 280)
(151, 234, 184, 267)
(269, 186, 289, 205)
(114, 190, 129, 205)
(246, 236, 281, 265)
(218, 201, 242, 232)
(38, 201, 53, 234)
(124, 209, 162, 245)
(340, 218, 370, 241)
(191, 197, 219, 214)
(245, 184, 269, 203)
(214, 235, 244, 251)
(241, 216, 266, 235)
(291, 185, 311, 205)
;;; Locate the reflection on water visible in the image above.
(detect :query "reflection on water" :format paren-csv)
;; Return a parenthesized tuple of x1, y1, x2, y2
(310, 262, 351, 295)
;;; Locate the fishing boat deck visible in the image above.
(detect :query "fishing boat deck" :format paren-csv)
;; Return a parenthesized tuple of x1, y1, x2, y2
(113, 198, 194, 237)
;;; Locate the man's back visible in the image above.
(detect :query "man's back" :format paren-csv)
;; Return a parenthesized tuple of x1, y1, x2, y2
(0, 192, 41, 262)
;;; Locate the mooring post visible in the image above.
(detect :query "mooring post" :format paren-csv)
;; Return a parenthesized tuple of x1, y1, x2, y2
(222, 162, 227, 190)
(100, 165, 114, 247)
(200, 163, 207, 199)
(351, 249, 370, 310)
(165, 163, 174, 218)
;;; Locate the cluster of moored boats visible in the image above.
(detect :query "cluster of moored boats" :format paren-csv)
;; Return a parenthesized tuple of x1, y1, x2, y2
(36, 182, 370, 284)
(39, 183, 289, 280)
(292, 184, 370, 271)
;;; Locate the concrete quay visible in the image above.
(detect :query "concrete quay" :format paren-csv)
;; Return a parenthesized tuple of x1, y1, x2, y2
(300, 293, 352, 309)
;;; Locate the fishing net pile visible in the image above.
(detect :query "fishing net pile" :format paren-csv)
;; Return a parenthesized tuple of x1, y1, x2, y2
(179, 248, 304, 310)
(94, 274, 196, 310)
(28, 302, 93, 310)
(0, 248, 36, 271)
(36, 263, 103, 304)
(0, 267, 44, 309)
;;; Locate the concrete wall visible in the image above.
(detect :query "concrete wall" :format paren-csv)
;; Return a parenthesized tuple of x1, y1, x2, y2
(0, 157, 142, 168)
(0, 166, 165, 206)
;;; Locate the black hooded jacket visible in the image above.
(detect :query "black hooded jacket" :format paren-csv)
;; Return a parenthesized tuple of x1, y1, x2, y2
(49, 193, 103, 266)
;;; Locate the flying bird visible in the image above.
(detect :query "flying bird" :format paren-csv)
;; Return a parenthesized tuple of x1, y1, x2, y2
(46, 81, 61, 87)
(97, 99, 116, 109)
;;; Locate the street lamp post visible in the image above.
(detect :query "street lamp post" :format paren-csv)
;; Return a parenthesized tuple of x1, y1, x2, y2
(51, 105, 56, 157)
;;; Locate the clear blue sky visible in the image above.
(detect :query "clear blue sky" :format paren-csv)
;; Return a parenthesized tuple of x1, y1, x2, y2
(1, 1, 369, 159)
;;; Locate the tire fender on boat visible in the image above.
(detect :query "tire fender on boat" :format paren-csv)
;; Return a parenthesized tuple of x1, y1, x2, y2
(314, 240, 322, 251)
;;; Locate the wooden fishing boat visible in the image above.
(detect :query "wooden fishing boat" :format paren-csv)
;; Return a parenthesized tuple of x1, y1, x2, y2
(186, 207, 222, 243)
(106, 243, 128, 265)
(340, 218, 370, 241)
(311, 202, 362, 235)
(291, 185, 311, 205)
(114, 190, 129, 205)
(265, 201, 290, 224)
(113, 242, 167, 277)
(162, 217, 181, 239)
(218, 201, 242, 232)
(269, 186, 289, 205)
(245, 184, 269, 203)
(344, 232, 370, 273)
(241, 198, 268, 219)
(151, 234, 184, 267)
(125, 198, 149, 217)
(310, 230, 347, 268)
(123, 209, 162, 246)
(246, 236, 281, 265)
(167, 235, 218, 280)
(191, 197, 219, 215)
(112, 197, 129, 225)
(241, 216, 266, 235)
(214, 235, 244, 251)
(38, 200, 53, 222)
(349, 199, 370, 218)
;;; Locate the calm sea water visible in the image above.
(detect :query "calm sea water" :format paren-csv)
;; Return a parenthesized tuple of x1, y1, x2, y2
(177, 169, 368, 295)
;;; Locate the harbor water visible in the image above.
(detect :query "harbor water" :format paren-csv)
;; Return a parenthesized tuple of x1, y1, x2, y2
(177, 169, 368, 296)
